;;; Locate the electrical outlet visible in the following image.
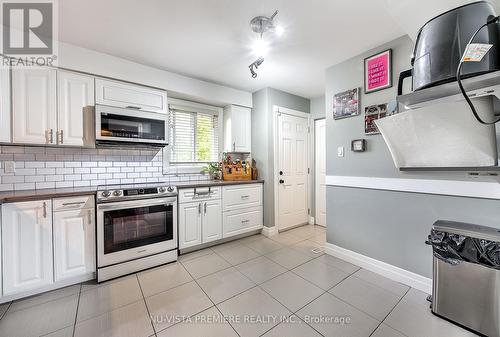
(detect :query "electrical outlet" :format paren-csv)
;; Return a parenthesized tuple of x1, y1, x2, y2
(4, 161, 15, 173)
(337, 146, 344, 157)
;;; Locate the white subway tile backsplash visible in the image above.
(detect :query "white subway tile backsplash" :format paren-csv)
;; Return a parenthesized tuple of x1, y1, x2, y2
(56, 181, 74, 188)
(37, 168, 56, 175)
(14, 153, 35, 161)
(74, 167, 91, 174)
(45, 175, 64, 182)
(14, 183, 35, 190)
(3, 175, 24, 183)
(91, 167, 106, 174)
(0, 183, 14, 191)
(36, 182, 55, 189)
(25, 176, 45, 183)
(64, 162, 82, 168)
(16, 168, 36, 176)
(25, 161, 45, 168)
(0, 145, 208, 191)
(64, 174, 81, 181)
(82, 161, 98, 168)
(73, 180, 90, 187)
(56, 168, 74, 175)
(82, 174, 98, 180)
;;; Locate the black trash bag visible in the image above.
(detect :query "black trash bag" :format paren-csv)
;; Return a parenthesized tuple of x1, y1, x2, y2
(427, 229, 500, 270)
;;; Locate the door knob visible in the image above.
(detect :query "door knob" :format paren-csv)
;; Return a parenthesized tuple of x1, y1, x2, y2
(279, 179, 284, 184)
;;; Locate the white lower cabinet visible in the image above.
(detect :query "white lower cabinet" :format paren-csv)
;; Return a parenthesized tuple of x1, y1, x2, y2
(1, 200, 54, 296)
(178, 183, 263, 251)
(203, 199, 222, 243)
(0, 196, 96, 300)
(178, 202, 202, 249)
(53, 205, 95, 282)
(223, 207, 263, 238)
(178, 199, 222, 249)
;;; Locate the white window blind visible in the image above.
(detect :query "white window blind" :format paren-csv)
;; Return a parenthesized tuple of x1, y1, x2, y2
(169, 108, 220, 163)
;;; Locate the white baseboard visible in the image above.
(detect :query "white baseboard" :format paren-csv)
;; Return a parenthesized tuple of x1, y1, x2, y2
(261, 226, 278, 237)
(324, 242, 432, 294)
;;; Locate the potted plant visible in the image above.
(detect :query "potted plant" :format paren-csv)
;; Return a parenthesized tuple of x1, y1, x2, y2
(201, 162, 222, 180)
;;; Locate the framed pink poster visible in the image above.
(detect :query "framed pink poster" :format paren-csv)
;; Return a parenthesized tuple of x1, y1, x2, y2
(364, 49, 392, 94)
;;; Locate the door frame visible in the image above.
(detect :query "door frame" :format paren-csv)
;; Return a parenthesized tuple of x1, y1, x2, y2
(272, 105, 313, 231)
(314, 118, 326, 227)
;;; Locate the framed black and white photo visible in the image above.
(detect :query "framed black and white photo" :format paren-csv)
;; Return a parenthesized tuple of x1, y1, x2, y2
(333, 88, 360, 120)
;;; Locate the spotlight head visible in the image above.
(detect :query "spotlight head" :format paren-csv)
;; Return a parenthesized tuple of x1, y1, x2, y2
(249, 57, 265, 78)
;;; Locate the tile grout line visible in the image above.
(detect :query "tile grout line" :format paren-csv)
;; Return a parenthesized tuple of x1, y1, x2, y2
(369, 287, 412, 337)
(135, 274, 158, 336)
(156, 260, 243, 337)
(71, 284, 83, 337)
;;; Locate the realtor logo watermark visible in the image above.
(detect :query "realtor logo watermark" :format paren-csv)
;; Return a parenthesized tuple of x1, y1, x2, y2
(1, 0, 58, 67)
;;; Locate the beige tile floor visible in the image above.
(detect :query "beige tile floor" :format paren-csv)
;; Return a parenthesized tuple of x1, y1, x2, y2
(0, 225, 477, 337)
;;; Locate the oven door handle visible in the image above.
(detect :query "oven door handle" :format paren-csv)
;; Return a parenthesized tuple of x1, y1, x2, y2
(97, 198, 176, 211)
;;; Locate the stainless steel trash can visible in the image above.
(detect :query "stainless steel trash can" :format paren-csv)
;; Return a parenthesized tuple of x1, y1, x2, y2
(428, 220, 500, 337)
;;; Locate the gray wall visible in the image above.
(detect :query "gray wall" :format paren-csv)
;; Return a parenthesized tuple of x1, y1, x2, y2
(252, 88, 310, 227)
(310, 96, 325, 120)
(325, 35, 500, 278)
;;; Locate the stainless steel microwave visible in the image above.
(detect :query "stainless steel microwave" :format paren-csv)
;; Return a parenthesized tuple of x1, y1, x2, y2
(95, 105, 168, 147)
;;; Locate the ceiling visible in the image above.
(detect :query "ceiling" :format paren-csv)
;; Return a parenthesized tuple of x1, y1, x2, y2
(58, 0, 496, 99)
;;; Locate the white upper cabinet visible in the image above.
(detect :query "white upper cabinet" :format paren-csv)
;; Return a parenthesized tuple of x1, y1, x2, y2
(0, 68, 11, 143)
(223, 105, 251, 153)
(2, 200, 54, 295)
(95, 78, 167, 114)
(12, 68, 57, 145)
(57, 70, 95, 147)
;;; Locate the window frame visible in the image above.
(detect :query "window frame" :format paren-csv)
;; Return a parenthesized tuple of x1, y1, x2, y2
(163, 98, 223, 174)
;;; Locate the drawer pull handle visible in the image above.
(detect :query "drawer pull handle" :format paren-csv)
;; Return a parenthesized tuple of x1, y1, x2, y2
(62, 201, 86, 206)
(126, 106, 141, 110)
(241, 219, 250, 223)
(194, 187, 212, 197)
(241, 195, 250, 199)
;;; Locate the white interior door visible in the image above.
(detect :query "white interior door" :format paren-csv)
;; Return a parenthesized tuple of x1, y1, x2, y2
(278, 113, 309, 231)
(315, 119, 326, 227)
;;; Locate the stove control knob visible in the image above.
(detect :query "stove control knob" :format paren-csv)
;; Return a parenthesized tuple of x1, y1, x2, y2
(101, 190, 111, 198)
(158, 187, 166, 193)
(113, 190, 123, 197)
(167, 186, 175, 192)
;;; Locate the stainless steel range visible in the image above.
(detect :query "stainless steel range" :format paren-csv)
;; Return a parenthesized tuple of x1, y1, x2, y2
(96, 183, 177, 282)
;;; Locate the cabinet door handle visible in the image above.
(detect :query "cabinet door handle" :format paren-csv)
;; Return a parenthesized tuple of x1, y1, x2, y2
(198, 203, 201, 214)
(87, 210, 92, 226)
(60, 130, 64, 144)
(233, 142, 236, 152)
(241, 195, 250, 199)
(204, 202, 207, 214)
(49, 129, 54, 144)
(62, 201, 86, 206)
(42, 202, 47, 218)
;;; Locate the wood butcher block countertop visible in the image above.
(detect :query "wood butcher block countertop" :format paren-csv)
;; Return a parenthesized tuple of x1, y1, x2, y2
(0, 180, 264, 203)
